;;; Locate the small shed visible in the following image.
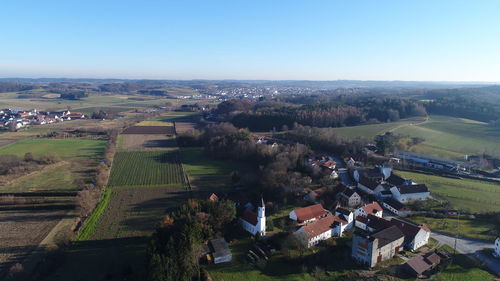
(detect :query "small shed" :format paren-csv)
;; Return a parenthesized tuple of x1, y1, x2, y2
(209, 238, 232, 264)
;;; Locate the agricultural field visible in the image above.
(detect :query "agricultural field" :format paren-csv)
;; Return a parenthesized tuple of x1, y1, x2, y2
(91, 187, 188, 240)
(2, 161, 75, 192)
(397, 170, 500, 213)
(108, 150, 186, 187)
(331, 115, 500, 159)
(0, 210, 68, 278)
(409, 216, 497, 242)
(118, 134, 177, 150)
(0, 138, 105, 160)
(135, 120, 173, 126)
(153, 111, 201, 133)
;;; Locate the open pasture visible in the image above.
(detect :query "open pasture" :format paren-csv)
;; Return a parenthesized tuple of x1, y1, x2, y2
(108, 150, 185, 187)
(135, 120, 173, 126)
(0, 138, 105, 160)
(397, 170, 500, 213)
(331, 115, 500, 159)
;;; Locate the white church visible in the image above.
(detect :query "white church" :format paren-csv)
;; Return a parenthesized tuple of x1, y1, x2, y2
(240, 198, 266, 236)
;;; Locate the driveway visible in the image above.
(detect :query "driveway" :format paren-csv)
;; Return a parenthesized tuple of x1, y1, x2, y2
(431, 232, 500, 274)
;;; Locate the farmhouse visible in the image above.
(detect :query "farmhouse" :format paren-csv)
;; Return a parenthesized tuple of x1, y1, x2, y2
(337, 188, 361, 207)
(351, 226, 405, 268)
(353, 167, 385, 183)
(240, 198, 266, 236)
(355, 202, 383, 218)
(390, 184, 430, 203)
(295, 214, 348, 247)
(335, 207, 354, 230)
(289, 204, 329, 225)
(382, 198, 412, 216)
(208, 238, 232, 264)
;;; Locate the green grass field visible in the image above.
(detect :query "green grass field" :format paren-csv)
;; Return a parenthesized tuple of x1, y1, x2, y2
(180, 147, 235, 176)
(153, 111, 200, 122)
(410, 216, 496, 242)
(108, 150, 186, 187)
(135, 120, 174, 126)
(0, 138, 106, 159)
(397, 170, 500, 213)
(3, 162, 75, 192)
(331, 115, 500, 159)
(433, 245, 496, 281)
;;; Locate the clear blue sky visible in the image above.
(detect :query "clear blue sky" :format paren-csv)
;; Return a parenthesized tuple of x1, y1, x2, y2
(1, 0, 499, 81)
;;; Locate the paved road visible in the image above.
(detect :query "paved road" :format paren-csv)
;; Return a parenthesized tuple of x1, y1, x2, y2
(330, 156, 353, 186)
(431, 232, 500, 274)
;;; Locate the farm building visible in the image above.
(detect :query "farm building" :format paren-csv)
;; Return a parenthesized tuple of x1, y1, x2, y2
(382, 198, 412, 216)
(294, 209, 352, 248)
(208, 238, 232, 264)
(402, 251, 450, 277)
(351, 226, 405, 268)
(289, 204, 330, 225)
(390, 184, 430, 203)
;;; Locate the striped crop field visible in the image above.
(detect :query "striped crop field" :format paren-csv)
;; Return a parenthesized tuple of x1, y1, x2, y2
(108, 150, 186, 187)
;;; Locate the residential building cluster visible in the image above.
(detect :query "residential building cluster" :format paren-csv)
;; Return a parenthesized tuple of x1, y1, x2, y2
(0, 108, 86, 130)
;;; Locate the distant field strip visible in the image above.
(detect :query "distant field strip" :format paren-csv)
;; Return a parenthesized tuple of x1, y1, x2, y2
(108, 150, 185, 187)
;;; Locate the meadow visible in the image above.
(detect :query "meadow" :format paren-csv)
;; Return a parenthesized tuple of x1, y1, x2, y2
(108, 150, 186, 187)
(397, 170, 500, 213)
(330, 115, 500, 159)
(409, 215, 496, 242)
(0, 138, 106, 159)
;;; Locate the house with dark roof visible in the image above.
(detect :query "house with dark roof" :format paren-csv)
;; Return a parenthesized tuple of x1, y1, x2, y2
(357, 175, 385, 195)
(353, 167, 385, 183)
(386, 173, 412, 186)
(382, 198, 412, 216)
(355, 215, 431, 251)
(402, 251, 450, 277)
(351, 226, 405, 267)
(390, 184, 430, 203)
(289, 204, 330, 225)
(336, 188, 361, 207)
(208, 238, 232, 264)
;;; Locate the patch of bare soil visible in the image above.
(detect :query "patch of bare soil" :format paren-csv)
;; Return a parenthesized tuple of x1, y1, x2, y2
(121, 134, 177, 150)
(0, 210, 68, 277)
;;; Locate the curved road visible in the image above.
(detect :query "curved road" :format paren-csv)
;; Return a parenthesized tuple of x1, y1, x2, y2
(430, 232, 500, 275)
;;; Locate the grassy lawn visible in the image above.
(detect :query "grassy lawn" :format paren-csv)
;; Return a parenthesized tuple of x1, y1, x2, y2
(206, 237, 315, 281)
(432, 245, 497, 281)
(397, 170, 500, 213)
(409, 216, 497, 242)
(330, 118, 425, 139)
(0, 138, 106, 160)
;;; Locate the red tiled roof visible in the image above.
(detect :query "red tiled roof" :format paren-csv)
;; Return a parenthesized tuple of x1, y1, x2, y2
(420, 224, 431, 233)
(208, 193, 219, 202)
(301, 215, 346, 239)
(293, 204, 328, 222)
(361, 202, 383, 215)
(242, 210, 257, 225)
